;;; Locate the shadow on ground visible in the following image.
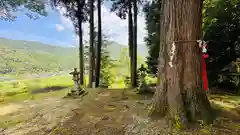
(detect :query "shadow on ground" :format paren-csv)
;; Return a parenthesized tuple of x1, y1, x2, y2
(209, 93, 240, 134)
(31, 86, 69, 94)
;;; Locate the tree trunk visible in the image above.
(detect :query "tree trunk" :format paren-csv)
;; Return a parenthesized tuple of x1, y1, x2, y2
(77, 0, 85, 85)
(88, 0, 94, 88)
(132, 0, 137, 87)
(128, 0, 134, 88)
(150, 0, 213, 126)
(95, 0, 102, 87)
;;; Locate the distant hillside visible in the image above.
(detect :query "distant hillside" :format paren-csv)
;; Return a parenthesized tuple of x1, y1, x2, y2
(0, 38, 147, 74)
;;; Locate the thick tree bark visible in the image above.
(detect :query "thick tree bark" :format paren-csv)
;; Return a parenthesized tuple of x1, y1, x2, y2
(150, 0, 167, 117)
(77, 0, 85, 85)
(132, 0, 137, 87)
(95, 0, 102, 87)
(128, 0, 134, 88)
(150, 0, 213, 126)
(88, 0, 94, 88)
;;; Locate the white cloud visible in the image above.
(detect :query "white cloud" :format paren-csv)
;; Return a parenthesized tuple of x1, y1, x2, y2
(58, 3, 146, 45)
(55, 24, 65, 31)
(57, 7, 74, 29)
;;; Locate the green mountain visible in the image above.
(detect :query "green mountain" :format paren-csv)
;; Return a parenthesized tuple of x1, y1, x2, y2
(0, 38, 147, 75)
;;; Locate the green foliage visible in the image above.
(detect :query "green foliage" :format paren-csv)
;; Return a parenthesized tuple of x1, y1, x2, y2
(199, 120, 213, 134)
(143, 0, 161, 75)
(203, 0, 240, 87)
(83, 26, 116, 88)
(136, 65, 150, 94)
(124, 65, 150, 90)
(0, 0, 47, 21)
(172, 115, 184, 134)
(110, 0, 145, 19)
(110, 0, 128, 19)
(118, 48, 149, 88)
(124, 76, 131, 87)
(97, 34, 114, 87)
(98, 36, 114, 88)
(99, 48, 114, 87)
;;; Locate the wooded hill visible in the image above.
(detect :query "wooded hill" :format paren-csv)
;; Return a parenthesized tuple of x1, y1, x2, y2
(0, 37, 147, 74)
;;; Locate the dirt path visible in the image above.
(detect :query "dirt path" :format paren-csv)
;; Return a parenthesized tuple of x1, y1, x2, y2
(1, 89, 240, 135)
(42, 90, 166, 135)
(0, 96, 83, 135)
(40, 90, 240, 135)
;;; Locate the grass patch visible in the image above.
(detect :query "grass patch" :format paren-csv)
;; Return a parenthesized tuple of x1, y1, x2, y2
(0, 75, 73, 103)
(0, 88, 70, 104)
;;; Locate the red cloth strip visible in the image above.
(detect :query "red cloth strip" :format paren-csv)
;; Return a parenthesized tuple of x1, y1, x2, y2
(202, 55, 209, 91)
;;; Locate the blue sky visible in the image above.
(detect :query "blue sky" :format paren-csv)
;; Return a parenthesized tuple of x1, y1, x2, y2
(0, 2, 146, 47)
